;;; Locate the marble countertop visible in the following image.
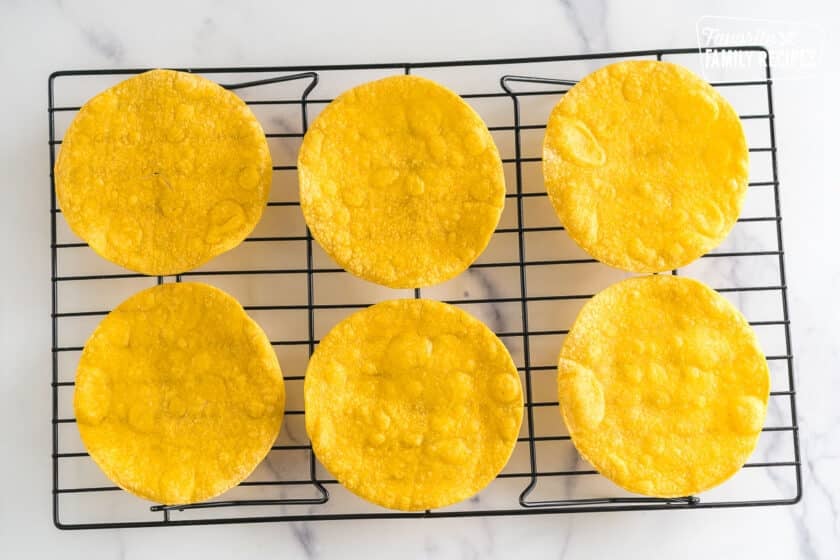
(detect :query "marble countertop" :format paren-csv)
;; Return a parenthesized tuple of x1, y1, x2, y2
(1, 0, 838, 558)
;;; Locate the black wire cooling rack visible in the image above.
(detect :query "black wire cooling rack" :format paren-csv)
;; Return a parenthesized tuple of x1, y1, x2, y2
(49, 46, 801, 529)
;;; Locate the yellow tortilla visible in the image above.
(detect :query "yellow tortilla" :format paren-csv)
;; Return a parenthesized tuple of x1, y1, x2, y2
(557, 275, 769, 497)
(74, 282, 285, 504)
(55, 69, 272, 275)
(305, 299, 522, 510)
(298, 75, 505, 288)
(543, 60, 749, 272)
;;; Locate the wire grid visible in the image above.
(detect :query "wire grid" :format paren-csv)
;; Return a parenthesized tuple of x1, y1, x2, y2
(49, 46, 801, 529)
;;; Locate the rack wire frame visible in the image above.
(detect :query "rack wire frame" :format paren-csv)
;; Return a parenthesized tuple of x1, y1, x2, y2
(49, 46, 802, 530)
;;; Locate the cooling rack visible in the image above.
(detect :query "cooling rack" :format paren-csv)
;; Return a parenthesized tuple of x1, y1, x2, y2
(49, 46, 801, 529)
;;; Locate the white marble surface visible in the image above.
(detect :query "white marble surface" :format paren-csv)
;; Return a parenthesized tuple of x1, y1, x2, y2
(1, 0, 838, 558)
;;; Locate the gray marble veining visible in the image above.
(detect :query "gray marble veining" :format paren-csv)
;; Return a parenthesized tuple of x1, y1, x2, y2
(1, 0, 837, 558)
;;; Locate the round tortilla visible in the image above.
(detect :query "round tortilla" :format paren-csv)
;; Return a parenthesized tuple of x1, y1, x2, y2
(305, 299, 522, 510)
(55, 69, 272, 275)
(557, 275, 769, 497)
(543, 60, 749, 272)
(299, 75, 505, 288)
(74, 282, 285, 504)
